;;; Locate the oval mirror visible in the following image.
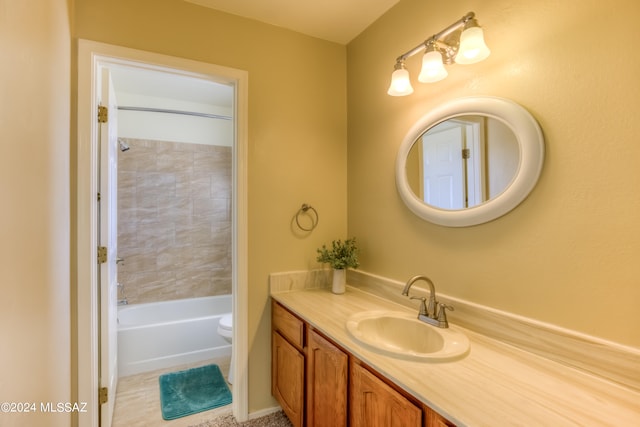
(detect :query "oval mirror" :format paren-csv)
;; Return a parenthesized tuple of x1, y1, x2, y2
(396, 97, 544, 227)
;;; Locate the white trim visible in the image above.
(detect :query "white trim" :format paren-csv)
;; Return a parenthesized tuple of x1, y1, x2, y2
(76, 39, 249, 426)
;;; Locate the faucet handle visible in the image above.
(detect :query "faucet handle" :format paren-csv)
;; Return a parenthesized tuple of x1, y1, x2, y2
(436, 303, 454, 327)
(410, 296, 429, 317)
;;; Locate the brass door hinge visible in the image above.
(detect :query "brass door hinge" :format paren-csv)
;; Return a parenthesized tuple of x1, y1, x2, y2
(98, 246, 108, 264)
(98, 105, 108, 123)
(99, 387, 108, 404)
(462, 148, 471, 159)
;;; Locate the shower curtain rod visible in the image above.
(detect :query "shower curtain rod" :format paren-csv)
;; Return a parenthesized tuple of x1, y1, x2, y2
(118, 105, 232, 121)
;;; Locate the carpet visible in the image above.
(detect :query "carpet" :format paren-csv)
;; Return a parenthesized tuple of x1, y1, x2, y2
(159, 364, 232, 420)
(189, 410, 293, 427)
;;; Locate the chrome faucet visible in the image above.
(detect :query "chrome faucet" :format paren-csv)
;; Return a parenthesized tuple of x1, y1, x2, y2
(402, 275, 453, 328)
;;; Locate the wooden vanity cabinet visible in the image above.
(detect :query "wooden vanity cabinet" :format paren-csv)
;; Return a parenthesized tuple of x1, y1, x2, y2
(350, 359, 421, 427)
(425, 406, 457, 427)
(272, 300, 456, 427)
(272, 300, 349, 427)
(306, 327, 348, 427)
(272, 301, 305, 427)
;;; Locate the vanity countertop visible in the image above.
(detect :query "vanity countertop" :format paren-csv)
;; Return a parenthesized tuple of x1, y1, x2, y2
(271, 286, 640, 426)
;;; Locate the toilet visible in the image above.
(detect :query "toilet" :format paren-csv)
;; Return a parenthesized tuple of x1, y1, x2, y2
(217, 313, 233, 384)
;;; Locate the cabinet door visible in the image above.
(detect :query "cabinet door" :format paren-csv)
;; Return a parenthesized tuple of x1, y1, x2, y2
(425, 406, 456, 427)
(350, 360, 421, 427)
(272, 331, 305, 427)
(272, 300, 304, 350)
(307, 328, 348, 427)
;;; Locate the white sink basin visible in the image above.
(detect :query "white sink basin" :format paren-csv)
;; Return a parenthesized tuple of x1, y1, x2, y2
(346, 311, 469, 362)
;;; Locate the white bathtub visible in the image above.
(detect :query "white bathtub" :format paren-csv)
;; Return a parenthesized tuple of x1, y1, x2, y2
(117, 295, 232, 377)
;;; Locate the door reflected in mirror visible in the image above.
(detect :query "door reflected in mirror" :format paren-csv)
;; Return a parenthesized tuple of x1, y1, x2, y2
(406, 115, 519, 210)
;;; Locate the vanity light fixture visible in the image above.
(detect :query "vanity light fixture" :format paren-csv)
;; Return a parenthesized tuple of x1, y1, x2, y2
(387, 11, 490, 96)
(418, 41, 448, 83)
(387, 61, 414, 96)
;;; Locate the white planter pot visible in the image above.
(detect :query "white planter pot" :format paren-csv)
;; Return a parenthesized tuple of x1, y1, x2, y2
(332, 269, 346, 294)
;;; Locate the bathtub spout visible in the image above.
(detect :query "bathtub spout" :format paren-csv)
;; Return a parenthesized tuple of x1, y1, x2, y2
(118, 298, 128, 306)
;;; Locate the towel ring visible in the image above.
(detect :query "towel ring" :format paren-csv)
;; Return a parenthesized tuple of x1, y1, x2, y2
(295, 203, 319, 231)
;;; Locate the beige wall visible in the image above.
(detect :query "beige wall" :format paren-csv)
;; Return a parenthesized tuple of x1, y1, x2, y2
(0, 0, 71, 426)
(73, 0, 347, 412)
(347, 0, 640, 348)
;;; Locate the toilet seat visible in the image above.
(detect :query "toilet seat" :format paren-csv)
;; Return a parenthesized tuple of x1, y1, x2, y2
(217, 313, 233, 339)
(216, 312, 234, 384)
(219, 313, 232, 331)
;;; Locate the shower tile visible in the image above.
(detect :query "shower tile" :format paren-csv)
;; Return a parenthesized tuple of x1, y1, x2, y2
(117, 207, 137, 227)
(117, 150, 137, 172)
(117, 186, 136, 205)
(137, 221, 175, 249)
(175, 280, 209, 299)
(118, 271, 135, 288)
(126, 145, 157, 172)
(136, 282, 179, 303)
(118, 138, 232, 305)
(193, 143, 218, 152)
(192, 223, 215, 245)
(190, 244, 230, 269)
(174, 226, 194, 247)
(174, 222, 211, 245)
(191, 171, 213, 196)
(210, 278, 233, 295)
(175, 172, 194, 197)
(154, 139, 179, 153)
(139, 172, 176, 196)
(156, 248, 178, 272)
(124, 251, 158, 273)
(211, 175, 231, 198)
(157, 246, 192, 272)
(212, 221, 232, 239)
(132, 138, 157, 149)
(175, 270, 230, 298)
(193, 197, 230, 221)
(158, 195, 193, 221)
(118, 171, 137, 191)
(135, 194, 159, 223)
(117, 229, 138, 251)
(157, 150, 193, 172)
(194, 151, 230, 173)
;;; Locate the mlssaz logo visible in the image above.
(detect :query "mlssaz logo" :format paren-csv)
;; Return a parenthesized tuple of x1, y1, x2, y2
(40, 402, 88, 413)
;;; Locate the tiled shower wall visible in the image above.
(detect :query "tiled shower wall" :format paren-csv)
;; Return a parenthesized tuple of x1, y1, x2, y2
(117, 138, 231, 304)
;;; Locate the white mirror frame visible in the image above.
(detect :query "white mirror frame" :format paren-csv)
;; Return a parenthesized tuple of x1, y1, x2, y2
(396, 96, 544, 227)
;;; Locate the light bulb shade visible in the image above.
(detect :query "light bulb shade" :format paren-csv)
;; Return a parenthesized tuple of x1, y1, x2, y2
(455, 26, 490, 64)
(387, 68, 414, 96)
(418, 50, 448, 83)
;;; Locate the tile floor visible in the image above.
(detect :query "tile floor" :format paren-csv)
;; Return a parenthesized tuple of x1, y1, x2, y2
(112, 356, 232, 427)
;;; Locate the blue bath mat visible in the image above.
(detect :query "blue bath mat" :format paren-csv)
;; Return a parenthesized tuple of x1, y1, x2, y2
(159, 364, 232, 420)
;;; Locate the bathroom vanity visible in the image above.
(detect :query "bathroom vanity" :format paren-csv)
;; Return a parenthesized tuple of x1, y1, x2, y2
(272, 300, 453, 427)
(270, 273, 640, 426)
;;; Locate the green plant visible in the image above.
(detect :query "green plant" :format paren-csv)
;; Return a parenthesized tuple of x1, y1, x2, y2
(316, 238, 359, 270)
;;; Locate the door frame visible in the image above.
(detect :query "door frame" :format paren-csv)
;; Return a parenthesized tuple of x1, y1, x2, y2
(97, 68, 119, 427)
(76, 39, 248, 426)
